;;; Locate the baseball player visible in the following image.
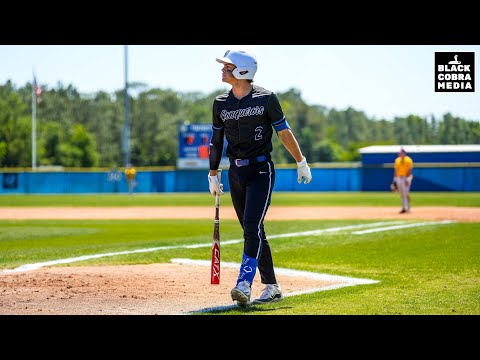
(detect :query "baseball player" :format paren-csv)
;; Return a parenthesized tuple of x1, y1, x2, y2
(207, 49, 312, 306)
(393, 148, 413, 213)
(124, 163, 137, 195)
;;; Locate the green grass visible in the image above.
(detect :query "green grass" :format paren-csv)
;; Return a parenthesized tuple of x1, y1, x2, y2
(1, 218, 479, 314)
(1, 192, 480, 207)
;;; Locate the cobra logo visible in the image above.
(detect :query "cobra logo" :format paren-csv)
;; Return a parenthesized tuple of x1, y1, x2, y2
(243, 266, 253, 273)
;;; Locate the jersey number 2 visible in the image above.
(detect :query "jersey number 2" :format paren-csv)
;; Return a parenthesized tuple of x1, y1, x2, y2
(255, 126, 263, 140)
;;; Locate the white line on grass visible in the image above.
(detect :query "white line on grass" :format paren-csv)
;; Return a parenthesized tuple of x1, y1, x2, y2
(1, 245, 180, 273)
(352, 220, 456, 234)
(0, 221, 439, 274)
(185, 221, 404, 248)
(265, 221, 405, 239)
(172, 258, 379, 314)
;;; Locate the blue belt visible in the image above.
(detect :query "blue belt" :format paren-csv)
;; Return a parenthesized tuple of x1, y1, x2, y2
(231, 155, 267, 167)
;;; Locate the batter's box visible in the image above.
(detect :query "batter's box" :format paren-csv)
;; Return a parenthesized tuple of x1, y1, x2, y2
(171, 258, 379, 314)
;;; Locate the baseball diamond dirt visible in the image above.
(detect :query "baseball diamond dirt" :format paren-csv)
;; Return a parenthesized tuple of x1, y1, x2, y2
(0, 206, 478, 315)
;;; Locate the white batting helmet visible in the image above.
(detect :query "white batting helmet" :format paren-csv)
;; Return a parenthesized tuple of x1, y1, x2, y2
(216, 50, 258, 80)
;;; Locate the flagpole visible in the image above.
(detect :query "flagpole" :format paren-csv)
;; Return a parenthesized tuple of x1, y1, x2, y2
(32, 71, 37, 170)
(123, 45, 130, 167)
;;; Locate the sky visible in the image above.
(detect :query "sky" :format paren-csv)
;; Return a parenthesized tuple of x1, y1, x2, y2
(1, 45, 479, 121)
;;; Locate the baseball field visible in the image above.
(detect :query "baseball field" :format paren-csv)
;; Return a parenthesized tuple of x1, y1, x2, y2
(1, 192, 479, 315)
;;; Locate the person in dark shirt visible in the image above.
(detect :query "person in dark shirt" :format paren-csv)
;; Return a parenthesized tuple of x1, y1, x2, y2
(208, 49, 312, 306)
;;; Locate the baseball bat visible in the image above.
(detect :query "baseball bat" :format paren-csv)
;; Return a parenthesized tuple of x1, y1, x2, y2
(211, 169, 222, 284)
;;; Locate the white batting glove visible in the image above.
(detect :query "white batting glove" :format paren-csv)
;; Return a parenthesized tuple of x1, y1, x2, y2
(208, 174, 224, 196)
(297, 157, 312, 184)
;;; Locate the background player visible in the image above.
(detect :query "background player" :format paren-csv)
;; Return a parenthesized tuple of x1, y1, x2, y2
(393, 147, 413, 213)
(207, 49, 312, 306)
(124, 163, 137, 195)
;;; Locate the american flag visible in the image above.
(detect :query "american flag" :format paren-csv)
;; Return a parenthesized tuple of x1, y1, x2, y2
(33, 75, 42, 103)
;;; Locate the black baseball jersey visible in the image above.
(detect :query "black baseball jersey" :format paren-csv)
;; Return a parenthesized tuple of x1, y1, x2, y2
(209, 85, 290, 170)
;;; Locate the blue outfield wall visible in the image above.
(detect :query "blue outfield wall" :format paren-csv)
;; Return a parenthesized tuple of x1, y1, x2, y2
(362, 151, 480, 165)
(1, 166, 478, 194)
(362, 166, 480, 192)
(0, 168, 360, 194)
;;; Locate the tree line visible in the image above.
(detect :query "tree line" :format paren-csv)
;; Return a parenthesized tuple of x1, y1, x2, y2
(1, 80, 479, 168)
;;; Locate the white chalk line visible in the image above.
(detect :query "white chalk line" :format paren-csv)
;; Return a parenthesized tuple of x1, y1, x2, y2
(0, 220, 451, 274)
(185, 221, 403, 248)
(173, 258, 379, 314)
(186, 284, 361, 316)
(352, 220, 456, 234)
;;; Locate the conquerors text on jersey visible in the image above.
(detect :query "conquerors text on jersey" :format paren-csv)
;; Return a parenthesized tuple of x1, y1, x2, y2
(220, 106, 265, 122)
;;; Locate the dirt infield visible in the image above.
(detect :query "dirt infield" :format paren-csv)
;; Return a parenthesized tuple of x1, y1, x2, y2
(0, 263, 341, 315)
(1, 205, 479, 221)
(1, 206, 478, 315)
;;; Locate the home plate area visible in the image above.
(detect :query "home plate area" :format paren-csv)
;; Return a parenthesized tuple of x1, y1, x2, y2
(174, 259, 379, 314)
(0, 259, 378, 315)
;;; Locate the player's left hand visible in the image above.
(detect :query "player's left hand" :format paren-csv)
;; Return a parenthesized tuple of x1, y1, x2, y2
(297, 157, 312, 184)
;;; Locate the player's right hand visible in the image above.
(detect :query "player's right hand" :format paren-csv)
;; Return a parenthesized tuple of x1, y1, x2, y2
(297, 157, 312, 184)
(208, 174, 224, 196)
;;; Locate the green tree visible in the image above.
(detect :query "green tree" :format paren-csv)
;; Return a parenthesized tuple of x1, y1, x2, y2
(2, 79, 479, 168)
(314, 140, 345, 162)
(0, 83, 29, 167)
(37, 121, 64, 165)
(58, 124, 99, 167)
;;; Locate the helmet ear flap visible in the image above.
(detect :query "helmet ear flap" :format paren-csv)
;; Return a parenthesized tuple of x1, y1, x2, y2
(232, 68, 252, 79)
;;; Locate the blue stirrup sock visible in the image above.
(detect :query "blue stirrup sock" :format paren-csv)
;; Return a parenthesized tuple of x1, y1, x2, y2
(236, 253, 258, 286)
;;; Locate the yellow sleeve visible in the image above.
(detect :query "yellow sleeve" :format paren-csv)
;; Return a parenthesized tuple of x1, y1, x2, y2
(394, 157, 400, 172)
(406, 156, 413, 169)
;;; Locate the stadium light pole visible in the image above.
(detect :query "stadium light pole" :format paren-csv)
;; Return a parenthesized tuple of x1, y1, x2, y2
(123, 45, 131, 167)
(32, 70, 37, 170)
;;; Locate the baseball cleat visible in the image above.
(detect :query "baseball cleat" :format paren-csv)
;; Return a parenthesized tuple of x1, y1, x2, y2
(253, 283, 283, 304)
(236, 301, 252, 308)
(231, 280, 251, 306)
